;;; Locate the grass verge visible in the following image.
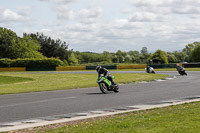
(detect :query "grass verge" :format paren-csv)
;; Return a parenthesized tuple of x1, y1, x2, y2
(40, 101, 200, 133)
(0, 75, 34, 85)
(0, 73, 167, 95)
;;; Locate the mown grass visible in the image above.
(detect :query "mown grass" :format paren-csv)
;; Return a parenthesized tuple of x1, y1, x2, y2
(0, 73, 167, 95)
(41, 102, 200, 133)
(0, 75, 34, 85)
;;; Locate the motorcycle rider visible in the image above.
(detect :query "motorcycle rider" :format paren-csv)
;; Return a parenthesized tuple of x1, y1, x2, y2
(145, 65, 155, 73)
(146, 65, 151, 73)
(176, 64, 187, 75)
(96, 66, 115, 88)
(176, 64, 183, 71)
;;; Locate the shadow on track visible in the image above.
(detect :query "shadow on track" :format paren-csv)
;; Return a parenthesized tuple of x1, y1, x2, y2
(84, 92, 114, 95)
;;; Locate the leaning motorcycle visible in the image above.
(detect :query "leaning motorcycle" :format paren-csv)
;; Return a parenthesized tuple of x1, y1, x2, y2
(96, 74, 119, 94)
(178, 67, 187, 76)
(145, 67, 155, 74)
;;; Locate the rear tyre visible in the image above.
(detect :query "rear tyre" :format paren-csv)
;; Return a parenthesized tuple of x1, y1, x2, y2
(114, 84, 119, 93)
(99, 83, 108, 94)
(185, 72, 187, 76)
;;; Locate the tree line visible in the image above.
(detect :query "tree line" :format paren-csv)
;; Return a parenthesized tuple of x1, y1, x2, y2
(0, 27, 200, 66)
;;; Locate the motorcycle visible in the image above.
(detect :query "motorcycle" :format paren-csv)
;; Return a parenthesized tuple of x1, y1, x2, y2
(96, 74, 119, 94)
(145, 66, 155, 74)
(178, 67, 187, 76)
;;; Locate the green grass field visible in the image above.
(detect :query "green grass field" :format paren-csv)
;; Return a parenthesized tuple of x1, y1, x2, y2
(41, 102, 200, 133)
(0, 75, 34, 85)
(0, 72, 167, 95)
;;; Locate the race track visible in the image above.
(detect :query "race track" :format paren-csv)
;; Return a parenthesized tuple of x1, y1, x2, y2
(0, 71, 200, 124)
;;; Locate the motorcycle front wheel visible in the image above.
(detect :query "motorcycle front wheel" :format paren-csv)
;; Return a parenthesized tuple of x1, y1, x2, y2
(99, 83, 109, 94)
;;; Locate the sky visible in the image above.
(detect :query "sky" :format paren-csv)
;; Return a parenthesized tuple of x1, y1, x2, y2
(1, 0, 200, 53)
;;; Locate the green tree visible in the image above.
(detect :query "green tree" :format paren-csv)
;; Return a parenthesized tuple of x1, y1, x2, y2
(116, 50, 126, 63)
(0, 27, 18, 58)
(128, 50, 140, 63)
(190, 45, 200, 62)
(112, 55, 118, 63)
(68, 52, 78, 65)
(183, 42, 200, 62)
(29, 33, 72, 61)
(14, 34, 44, 58)
(141, 47, 148, 55)
(150, 49, 168, 64)
(167, 52, 178, 63)
(102, 51, 112, 63)
(140, 47, 151, 63)
(124, 55, 132, 63)
(173, 51, 187, 63)
(0, 27, 43, 59)
(76, 52, 112, 64)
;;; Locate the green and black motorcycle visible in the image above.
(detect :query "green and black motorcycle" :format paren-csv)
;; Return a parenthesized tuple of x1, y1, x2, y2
(96, 74, 119, 94)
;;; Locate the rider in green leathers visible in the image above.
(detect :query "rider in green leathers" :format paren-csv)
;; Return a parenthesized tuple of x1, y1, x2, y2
(96, 66, 114, 87)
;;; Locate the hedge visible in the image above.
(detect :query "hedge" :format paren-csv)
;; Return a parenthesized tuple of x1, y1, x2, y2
(149, 64, 177, 68)
(183, 63, 200, 68)
(0, 58, 63, 67)
(117, 64, 146, 69)
(0, 58, 12, 67)
(56, 66, 86, 71)
(86, 65, 116, 70)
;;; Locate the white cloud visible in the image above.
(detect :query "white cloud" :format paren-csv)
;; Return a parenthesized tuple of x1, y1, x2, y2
(56, 5, 75, 20)
(78, 7, 103, 24)
(129, 0, 200, 15)
(69, 23, 97, 33)
(41, 0, 200, 52)
(129, 12, 163, 22)
(40, 0, 77, 21)
(121, 8, 132, 14)
(172, 5, 200, 14)
(0, 8, 29, 23)
(40, 0, 78, 4)
(17, 6, 32, 16)
(128, 0, 172, 7)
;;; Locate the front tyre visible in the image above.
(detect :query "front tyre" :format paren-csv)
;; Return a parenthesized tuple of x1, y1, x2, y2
(99, 83, 108, 94)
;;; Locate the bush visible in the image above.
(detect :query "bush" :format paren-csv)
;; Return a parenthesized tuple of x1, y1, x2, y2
(0, 58, 13, 67)
(0, 58, 64, 67)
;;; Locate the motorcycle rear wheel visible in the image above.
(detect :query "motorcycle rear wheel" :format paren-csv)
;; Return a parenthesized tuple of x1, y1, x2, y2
(114, 84, 119, 93)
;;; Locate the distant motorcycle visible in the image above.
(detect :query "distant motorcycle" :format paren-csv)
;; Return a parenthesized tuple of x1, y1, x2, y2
(145, 66, 155, 74)
(177, 67, 187, 76)
(96, 74, 119, 94)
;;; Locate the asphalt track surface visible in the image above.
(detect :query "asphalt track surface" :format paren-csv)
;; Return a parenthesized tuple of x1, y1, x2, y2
(0, 71, 200, 124)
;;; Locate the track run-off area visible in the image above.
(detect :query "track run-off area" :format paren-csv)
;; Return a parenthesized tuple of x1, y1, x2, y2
(0, 71, 200, 130)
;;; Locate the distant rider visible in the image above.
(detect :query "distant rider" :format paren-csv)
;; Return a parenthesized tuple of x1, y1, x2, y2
(176, 64, 184, 71)
(96, 66, 114, 87)
(146, 65, 151, 73)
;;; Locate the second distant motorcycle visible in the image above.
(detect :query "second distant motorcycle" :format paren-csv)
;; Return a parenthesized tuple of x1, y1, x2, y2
(145, 65, 155, 74)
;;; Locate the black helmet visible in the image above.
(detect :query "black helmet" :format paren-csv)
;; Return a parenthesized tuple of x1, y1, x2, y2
(96, 66, 101, 72)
